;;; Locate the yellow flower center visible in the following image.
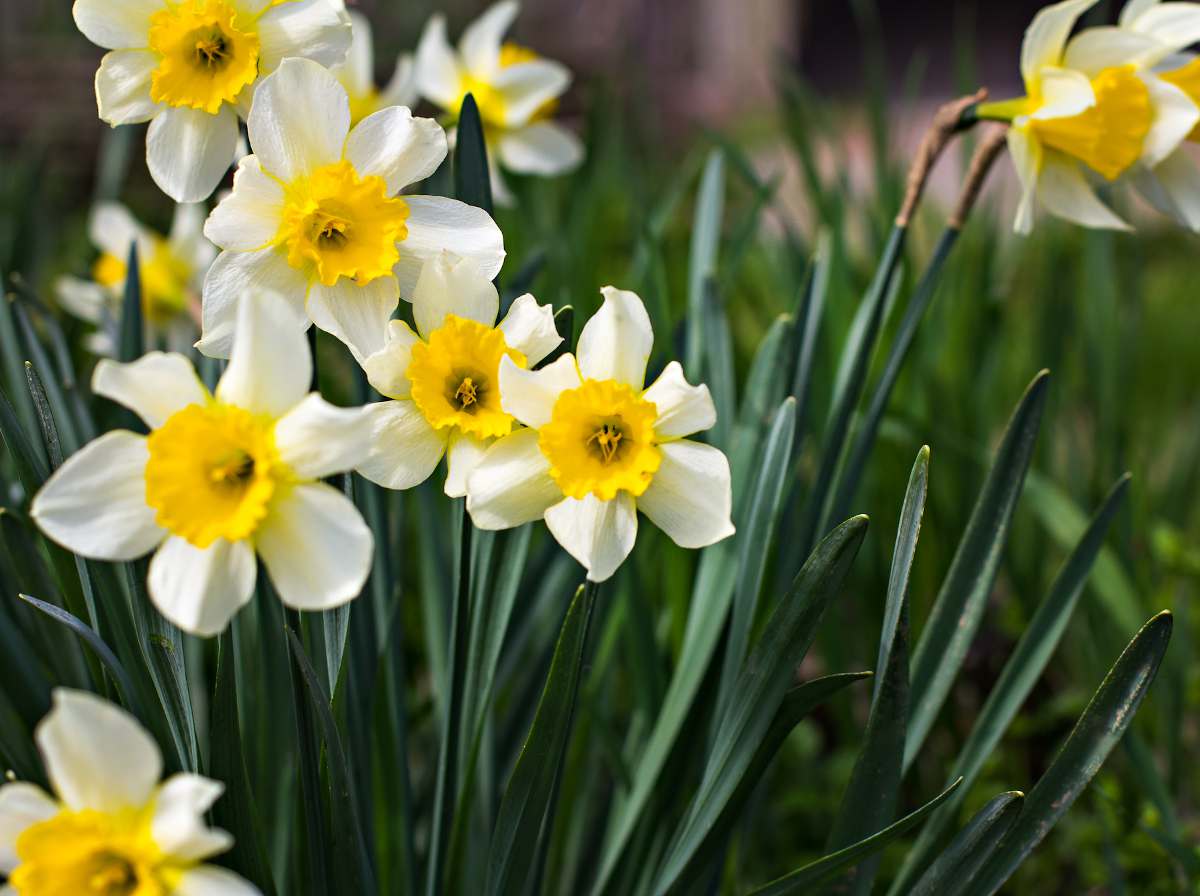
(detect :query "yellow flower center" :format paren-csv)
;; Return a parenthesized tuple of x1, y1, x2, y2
(145, 403, 285, 548)
(10, 807, 181, 896)
(148, 0, 261, 115)
(539, 379, 661, 501)
(92, 240, 192, 325)
(276, 160, 408, 288)
(1161, 56, 1200, 142)
(407, 315, 526, 439)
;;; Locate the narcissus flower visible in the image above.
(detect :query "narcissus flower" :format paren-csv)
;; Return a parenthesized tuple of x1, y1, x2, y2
(73, 0, 352, 202)
(981, 0, 1200, 232)
(466, 288, 734, 582)
(31, 291, 373, 636)
(56, 201, 215, 356)
(356, 252, 560, 496)
(200, 57, 504, 361)
(0, 689, 258, 894)
(334, 9, 418, 126)
(415, 0, 583, 204)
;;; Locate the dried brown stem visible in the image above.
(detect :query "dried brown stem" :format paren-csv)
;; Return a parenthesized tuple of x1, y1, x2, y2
(895, 88, 988, 227)
(950, 124, 1010, 230)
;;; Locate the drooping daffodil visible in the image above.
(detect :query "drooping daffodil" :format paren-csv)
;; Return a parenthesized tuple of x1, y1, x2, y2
(415, 0, 583, 204)
(32, 290, 374, 636)
(980, 0, 1200, 232)
(72, 0, 352, 202)
(356, 252, 560, 497)
(0, 689, 258, 894)
(333, 9, 418, 126)
(199, 57, 504, 361)
(56, 201, 215, 356)
(465, 287, 734, 583)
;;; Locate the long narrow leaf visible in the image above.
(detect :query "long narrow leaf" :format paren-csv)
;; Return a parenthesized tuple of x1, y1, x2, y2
(908, 792, 1024, 896)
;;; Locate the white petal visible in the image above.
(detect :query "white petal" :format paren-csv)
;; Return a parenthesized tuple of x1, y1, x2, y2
(197, 247, 310, 359)
(31, 432, 162, 561)
(466, 428, 561, 529)
(174, 865, 261, 896)
(491, 60, 571, 126)
(203, 156, 286, 251)
(72, 0, 158, 49)
(445, 430, 490, 498)
(577, 286, 653, 388)
(56, 276, 109, 323)
(256, 0, 353, 73)
(393, 196, 505, 297)
(37, 688, 161, 813)
(355, 399, 446, 490)
(170, 202, 214, 272)
(338, 10, 375, 98)
(498, 293, 561, 366)
(149, 537, 257, 636)
(151, 774, 231, 862)
(95, 50, 159, 125)
(93, 352, 208, 428)
(1008, 126, 1043, 234)
(1134, 149, 1200, 229)
(638, 440, 734, 549)
(1127, 2, 1200, 49)
(1020, 0, 1098, 86)
(1141, 75, 1200, 167)
(414, 14, 463, 109)
(1062, 26, 1166, 75)
(90, 200, 149, 261)
(274, 393, 371, 479)
(1029, 66, 1095, 120)
(307, 274, 400, 363)
(0, 783, 57, 873)
(346, 107, 447, 194)
(217, 289, 312, 417)
(147, 105, 239, 203)
(496, 121, 583, 175)
(1039, 154, 1131, 229)
(498, 353, 580, 428)
(460, 1, 519, 76)
(380, 53, 419, 109)
(248, 57, 349, 183)
(544, 492, 637, 583)
(256, 482, 373, 611)
(642, 361, 716, 438)
(412, 251, 499, 338)
(363, 319, 419, 399)
(1121, 0, 1160, 26)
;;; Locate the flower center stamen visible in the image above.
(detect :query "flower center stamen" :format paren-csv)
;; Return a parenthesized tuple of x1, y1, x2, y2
(149, 0, 261, 114)
(587, 422, 624, 463)
(455, 376, 480, 409)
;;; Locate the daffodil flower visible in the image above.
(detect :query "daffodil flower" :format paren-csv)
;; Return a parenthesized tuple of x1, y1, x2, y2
(334, 9, 418, 127)
(415, 0, 583, 204)
(73, 0, 351, 202)
(199, 57, 505, 361)
(0, 689, 258, 894)
(56, 201, 215, 356)
(465, 288, 734, 583)
(981, 0, 1200, 232)
(31, 291, 374, 636)
(355, 252, 560, 497)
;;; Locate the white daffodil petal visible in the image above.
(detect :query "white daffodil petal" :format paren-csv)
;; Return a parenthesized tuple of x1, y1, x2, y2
(1029, 66, 1096, 120)
(147, 105, 239, 203)
(216, 289, 312, 417)
(1008, 127, 1043, 235)
(149, 537, 257, 636)
(460, 1, 519, 76)
(170, 202, 213, 271)
(256, 0, 353, 72)
(37, 688, 161, 814)
(1020, 0, 1099, 85)
(393, 196, 505, 298)
(380, 53, 419, 108)
(204, 156, 286, 251)
(1039, 154, 1131, 229)
(498, 354, 581, 428)
(307, 275, 401, 362)
(31, 431, 162, 561)
(363, 319, 420, 399)
(274, 393, 370, 480)
(1142, 76, 1200, 167)
(198, 247, 310, 359)
(498, 293, 561, 366)
(415, 14, 462, 108)
(56, 276, 110, 323)
(90, 201, 148, 261)
(96, 50, 159, 125)
(1121, 0, 1159, 26)
(249, 57, 350, 183)
(73, 0, 159, 50)
(355, 400, 447, 490)
(1134, 150, 1200, 230)
(544, 492, 637, 583)
(1062, 26, 1165, 75)
(1129, 3, 1200, 49)
(151, 774, 232, 862)
(639, 440, 734, 549)
(642, 361, 717, 438)
(577, 286, 653, 388)
(492, 60, 572, 126)
(93, 352, 208, 428)
(339, 10, 374, 97)
(445, 431, 491, 498)
(466, 428, 561, 529)
(346, 107, 447, 194)
(0, 783, 57, 873)
(412, 251, 500, 338)
(174, 865, 261, 896)
(257, 482, 373, 611)
(496, 122, 583, 175)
